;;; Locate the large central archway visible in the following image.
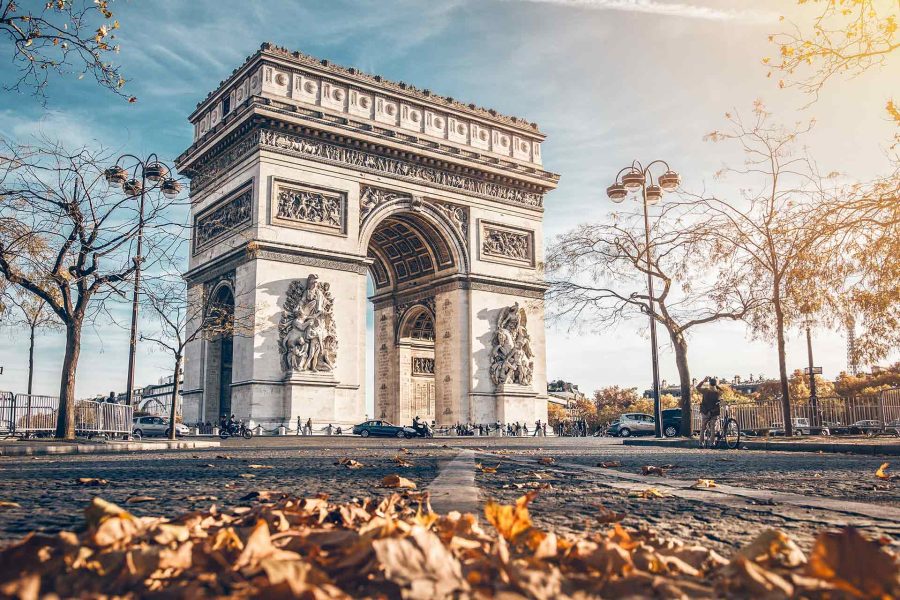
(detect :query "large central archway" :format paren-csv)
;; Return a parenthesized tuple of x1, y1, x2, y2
(361, 195, 469, 425)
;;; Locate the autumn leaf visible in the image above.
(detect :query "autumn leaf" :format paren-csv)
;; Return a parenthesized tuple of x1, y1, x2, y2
(538, 457, 556, 465)
(393, 456, 413, 468)
(76, 477, 108, 486)
(628, 488, 669, 499)
(0, 501, 21, 509)
(875, 462, 891, 479)
(806, 527, 900, 598)
(125, 496, 156, 504)
(597, 461, 622, 468)
(247, 464, 274, 469)
(484, 491, 537, 542)
(719, 555, 794, 598)
(691, 479, 717, 488)
(476, 462, 500, 474)
(640, 465, 668, 476)
(736, 529, 806, 568)
(595, 505, 625, 524)
(336, 458, 365, 469)
(381, 474, 416, 489)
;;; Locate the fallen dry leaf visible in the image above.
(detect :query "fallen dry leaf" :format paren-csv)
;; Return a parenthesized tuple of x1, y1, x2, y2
(76, 477, 108, 486)
(640, 465, 668, 476)
(597, 461, 622, 468)
(0, 501, 21, 509)
(336, 457, 365, 469)
(476, 463, 500, 474)
(125, 496, 156, 504)
(239, 473, 256, 479)
(806, 527, 900, 598)
(247, 464, 274, 469)
(629, 488, 669, 499)
(484, 491, 537, 542)
(394, 456, 414, 468)
(595, 505, 626, 524)
(380, 474, 417, 489)
(691, 479, 717, 488)
(538, 457, 555, 465)
(736, 529, 806, 568)
(875, 462, 891, 480)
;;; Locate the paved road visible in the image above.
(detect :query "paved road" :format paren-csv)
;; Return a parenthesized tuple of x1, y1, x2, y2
(0, 436, 897, 554)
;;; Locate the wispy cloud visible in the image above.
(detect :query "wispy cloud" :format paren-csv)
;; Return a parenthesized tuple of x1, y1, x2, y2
(504, 0, 775, 22)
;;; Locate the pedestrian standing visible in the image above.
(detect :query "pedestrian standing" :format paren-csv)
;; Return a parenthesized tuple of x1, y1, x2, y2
(305, 418, 313, 436)
(542, 422, 547, 436)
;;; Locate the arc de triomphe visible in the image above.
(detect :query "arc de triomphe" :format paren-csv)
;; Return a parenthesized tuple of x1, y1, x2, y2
(177, 43, 559, 430)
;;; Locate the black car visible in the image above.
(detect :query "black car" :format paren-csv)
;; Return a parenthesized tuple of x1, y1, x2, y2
(661, 408, 682, 437)
(352, 420, 416, 439)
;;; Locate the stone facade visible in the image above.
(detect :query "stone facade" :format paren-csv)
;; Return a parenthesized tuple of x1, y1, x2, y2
(178, 44, 558, 430)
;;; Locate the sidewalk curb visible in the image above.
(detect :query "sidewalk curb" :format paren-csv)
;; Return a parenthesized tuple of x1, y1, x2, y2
(622, 438, 900, 455)
(0, 440, 221, 457)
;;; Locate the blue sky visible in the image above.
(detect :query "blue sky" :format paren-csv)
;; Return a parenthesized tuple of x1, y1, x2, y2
(1, 0, 897, 409)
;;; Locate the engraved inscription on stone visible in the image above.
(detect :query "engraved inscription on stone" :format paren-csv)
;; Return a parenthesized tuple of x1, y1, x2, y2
(275, 184, 344, 231)
(194, 188, 252, 251)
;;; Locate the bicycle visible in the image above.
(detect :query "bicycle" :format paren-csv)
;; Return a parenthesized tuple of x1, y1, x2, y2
(701, 406, 741, 450)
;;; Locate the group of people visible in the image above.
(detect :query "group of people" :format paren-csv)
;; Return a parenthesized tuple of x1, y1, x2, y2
(554, 419, 594, 437)
(441, 420, 549, 436)
(294, 416, 343, 436)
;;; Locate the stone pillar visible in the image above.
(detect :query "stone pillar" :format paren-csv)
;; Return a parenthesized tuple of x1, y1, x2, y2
(434, 288, 471, 426)
(374, 305, 399, 423)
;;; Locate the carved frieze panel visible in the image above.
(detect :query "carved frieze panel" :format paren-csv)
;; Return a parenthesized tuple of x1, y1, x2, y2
(272, 180, 346, 235)
(479, 221, 534, 267)
(412, 357, 435, 376)
(359, 185, 410, 223)
(193, 185, 253, 253)
(258, 129, 544, 209)
(433, 200, 469, 239)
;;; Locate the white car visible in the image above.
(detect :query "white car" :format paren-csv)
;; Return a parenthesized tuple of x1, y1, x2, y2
(132, 416, 189, 438)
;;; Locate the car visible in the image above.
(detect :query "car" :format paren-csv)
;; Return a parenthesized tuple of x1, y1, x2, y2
(661, 408, 683, 437)
(769, 418, 822, 436)
(352, 420, 417, 439)
(132, 416, 189, 438)
(849, 419, 882, 434)
(822, 421, 849, 435)
(606, 413, 656, 437)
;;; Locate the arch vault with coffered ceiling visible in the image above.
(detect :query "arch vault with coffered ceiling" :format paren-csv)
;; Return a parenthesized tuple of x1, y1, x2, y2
(177, 43, 559, 430)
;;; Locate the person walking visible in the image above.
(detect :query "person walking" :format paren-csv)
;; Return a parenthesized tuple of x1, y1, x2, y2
(296, 415, 302, 436)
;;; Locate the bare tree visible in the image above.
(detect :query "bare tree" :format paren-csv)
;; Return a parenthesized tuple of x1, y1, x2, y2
(0, 139, 181, 438)
(140, 277, 254, 441)
(547, 202, 759, 436)
(694, 103, 845, 436)
(0, 0, 133, 102)
(1, 290, 61, 394)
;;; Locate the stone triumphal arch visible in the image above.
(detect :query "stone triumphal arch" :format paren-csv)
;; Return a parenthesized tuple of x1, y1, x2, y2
(177, 43, 559, 430)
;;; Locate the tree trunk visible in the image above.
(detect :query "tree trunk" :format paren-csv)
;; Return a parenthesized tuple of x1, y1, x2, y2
(168, 353, 181, 441)
(27, 323, 36, 396)
(773, 288, 792, 436)
(55, 320, 81, 439)
(671, 332, 693, 437)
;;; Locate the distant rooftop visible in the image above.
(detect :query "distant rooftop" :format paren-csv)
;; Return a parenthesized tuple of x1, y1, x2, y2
(195, 42, 543, 134)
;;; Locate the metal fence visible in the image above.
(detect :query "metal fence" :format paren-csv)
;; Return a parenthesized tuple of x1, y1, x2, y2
(690, 389, 900, 433)
(0, 393, 132, 437)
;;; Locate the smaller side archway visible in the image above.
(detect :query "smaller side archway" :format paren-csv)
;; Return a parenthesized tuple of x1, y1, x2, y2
(395, 305, 436, 424)
(202, 281, 235, 423)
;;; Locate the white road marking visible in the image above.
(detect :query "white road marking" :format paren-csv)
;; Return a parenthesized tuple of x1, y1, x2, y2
(426, 449, 479, 514)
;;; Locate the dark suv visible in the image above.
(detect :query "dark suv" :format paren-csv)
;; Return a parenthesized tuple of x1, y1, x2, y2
(661, 408, 683, 437)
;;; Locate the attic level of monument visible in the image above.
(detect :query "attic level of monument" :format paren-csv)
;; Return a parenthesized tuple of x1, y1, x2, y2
(178, 43, 556, 175)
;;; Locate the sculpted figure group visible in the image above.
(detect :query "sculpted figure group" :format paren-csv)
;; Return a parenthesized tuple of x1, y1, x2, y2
(490, 302, 534, 386)
(279, 274, 338, 373)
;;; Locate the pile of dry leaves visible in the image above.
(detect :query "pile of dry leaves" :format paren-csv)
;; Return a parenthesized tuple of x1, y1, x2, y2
(1, 488, 897, 599)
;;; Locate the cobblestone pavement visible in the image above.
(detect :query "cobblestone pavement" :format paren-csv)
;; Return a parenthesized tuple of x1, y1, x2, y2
(0, 436, 897, 555)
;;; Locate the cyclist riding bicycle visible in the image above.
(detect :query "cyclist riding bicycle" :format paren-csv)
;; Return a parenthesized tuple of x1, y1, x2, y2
(697, 376, 722, 447)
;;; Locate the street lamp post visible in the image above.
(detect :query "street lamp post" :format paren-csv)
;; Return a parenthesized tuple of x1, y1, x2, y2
(104, 155, 181, 409)
(607, 160, 680, 438)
